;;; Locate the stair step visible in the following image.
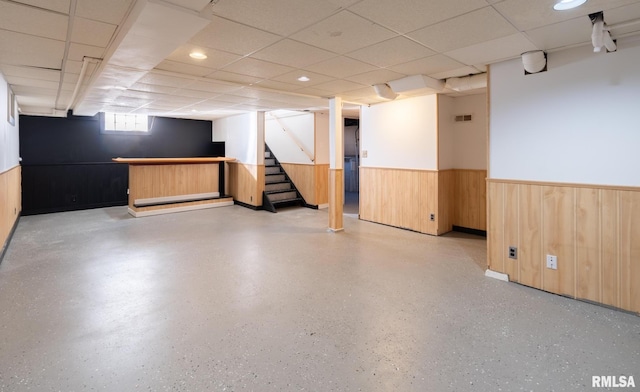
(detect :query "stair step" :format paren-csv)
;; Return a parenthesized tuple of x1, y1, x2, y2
(265, 182, 292, 192)
(272, 197, 302, 205)
(265, 166, 281, 175)
(265, 151, 271, 158)
(267, 190, 298, 202)
(266, 174, 285, 183)
(265, 158, 276, 166)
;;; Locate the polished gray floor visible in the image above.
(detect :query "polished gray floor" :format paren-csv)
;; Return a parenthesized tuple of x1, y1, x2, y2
(1, 206, 638, 391)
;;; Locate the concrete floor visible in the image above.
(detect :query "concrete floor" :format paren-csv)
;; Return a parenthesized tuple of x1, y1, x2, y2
(0, 206, 638, 391)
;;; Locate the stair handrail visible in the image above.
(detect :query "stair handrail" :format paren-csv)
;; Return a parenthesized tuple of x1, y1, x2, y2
(267, 112, 314, 163)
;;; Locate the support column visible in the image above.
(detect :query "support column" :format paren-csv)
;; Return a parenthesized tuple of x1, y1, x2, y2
(329, 97, 344, 232)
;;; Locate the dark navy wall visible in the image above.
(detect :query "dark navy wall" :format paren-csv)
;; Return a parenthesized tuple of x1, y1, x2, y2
(19, 114, 224, 215)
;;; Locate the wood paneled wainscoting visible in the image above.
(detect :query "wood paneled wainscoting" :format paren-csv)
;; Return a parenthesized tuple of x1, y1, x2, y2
(1, 166, 21, 261)
(280, 163, 329, 207)
(453, 169, 487, 231)
(228, 162, 264, 208)
(360, 167, 486, 236)
(360, 167, 439, 235)
(488, 179, 640, 315)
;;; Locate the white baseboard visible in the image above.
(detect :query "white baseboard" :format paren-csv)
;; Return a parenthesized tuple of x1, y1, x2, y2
(485, 269, 509, 282)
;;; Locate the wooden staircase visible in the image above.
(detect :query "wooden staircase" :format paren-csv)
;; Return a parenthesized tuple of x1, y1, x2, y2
(262, 147, 305, 212)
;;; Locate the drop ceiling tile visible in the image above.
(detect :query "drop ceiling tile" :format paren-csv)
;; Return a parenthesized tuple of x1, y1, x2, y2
(11, 0, 70, 14)
(75, 0, 134, 25)
(0, 64, 60, 81)
(137, 73, 195, 88)
(155, 60, 216, 78)
(67, 42, 106, 61)
(291, 10, 396, 54)
(210, 0, 340, 36)
(340, 86, 376, 98)
(121, 89, 159, 100)
(310, 79, 368, 93)
(325, 0, 363, 7)
(253, 79, 302, 92)
(351, 95, 391, 105)
(209, 94, 258, 104)
(190, 16, 281, 56)
(182, 80, 243, 94)
(61, 72, 78, 86)
(271, 70, 336, 86)
(64, 60, 83, 74)
(408, 7, 517, 52)
(206, 70, 262, 85)
(11, 85, 57, 96)
(346, 36, 435, 67)
(4, 76, 59, 90)
(293, 86, 334, 96)
(0, 31, 65, 69)
(493, 0, 639, 31)
(152, 94, 202, 105)
(429, 66, 482, 80)
(230, 88, 295, 101)
(112, 96, 153, 108)
(164, 0, 211, 12)
(605, 1, 640, 24)
(231, 103, 271, 111)
(128, 82, 177, 95)
(221, 58, 294, 79)
(345, 69, 407, 85)
(525, 18, 592, 51)
(171, 88, 216, 99)
(445, 33, 538, 66)
(166, 45, 241, 70)
(388, 54, 466, 76)
(0, 2, 68, 41)
(71, 17, 117, 47)
(304, 56, 377, 78)
(349, 0, 488, 34)
(252, 40, 337, 68)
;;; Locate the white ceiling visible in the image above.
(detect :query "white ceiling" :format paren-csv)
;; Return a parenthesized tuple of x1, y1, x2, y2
(1, 0, 640, 120)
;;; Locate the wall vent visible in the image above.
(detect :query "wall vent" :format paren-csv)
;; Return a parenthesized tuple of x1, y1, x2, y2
(455, 114, 472, 122)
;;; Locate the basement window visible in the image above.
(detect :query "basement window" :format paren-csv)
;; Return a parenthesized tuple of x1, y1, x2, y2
(100, 112, 150, 134)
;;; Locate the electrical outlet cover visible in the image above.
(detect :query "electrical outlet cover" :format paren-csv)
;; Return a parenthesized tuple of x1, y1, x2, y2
(546, 254, 558, 270)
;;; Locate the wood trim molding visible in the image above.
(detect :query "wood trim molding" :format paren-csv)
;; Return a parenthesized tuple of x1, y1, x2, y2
(329, 169, 344, 231)
(0, 166, 21, 262)
(360, 166, 439, 173)
(488, 178, 640, 192)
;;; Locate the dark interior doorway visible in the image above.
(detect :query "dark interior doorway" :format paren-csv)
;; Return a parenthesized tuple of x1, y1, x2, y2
(344, 118, 359, 215)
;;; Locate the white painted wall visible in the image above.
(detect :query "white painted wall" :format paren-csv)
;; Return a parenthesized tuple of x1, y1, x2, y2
(452, 93, 487, 170)
(361, 95, 438, 170)
(438, 95, 455, 170)
(212, 112, 258, 165)
(490, 38, 640, 186)
(265, 110, 314, 164)
(0, 72, 20, 173)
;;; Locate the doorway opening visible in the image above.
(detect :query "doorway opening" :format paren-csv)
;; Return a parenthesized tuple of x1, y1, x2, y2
(344, 117, 359, 216)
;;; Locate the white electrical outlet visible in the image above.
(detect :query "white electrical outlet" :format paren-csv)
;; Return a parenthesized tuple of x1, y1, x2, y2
(362, 150, 368, 158)
(546, 254, 558, 270)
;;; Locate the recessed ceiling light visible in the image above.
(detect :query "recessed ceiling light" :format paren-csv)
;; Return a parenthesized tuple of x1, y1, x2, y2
(553, 0, 587, 11)
(189, 51, 207, 60)
(297, 76, 310, 82)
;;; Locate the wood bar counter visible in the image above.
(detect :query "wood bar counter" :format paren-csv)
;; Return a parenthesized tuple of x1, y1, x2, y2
(113, 157, 235, 217)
